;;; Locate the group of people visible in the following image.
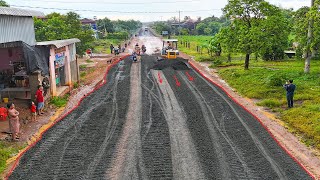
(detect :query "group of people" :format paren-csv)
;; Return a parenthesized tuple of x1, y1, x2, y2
(5, 85, 45, 142)
(110, 44, 126, 56)
(130, 43, 147, 62)
(134, 43, 146, 55)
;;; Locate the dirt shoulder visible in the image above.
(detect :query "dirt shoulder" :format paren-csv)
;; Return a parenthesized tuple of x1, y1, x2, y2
(179, 52, 320, 179)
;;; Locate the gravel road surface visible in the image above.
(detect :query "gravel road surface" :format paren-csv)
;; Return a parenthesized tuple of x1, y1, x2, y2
(8, 32, 312, 180)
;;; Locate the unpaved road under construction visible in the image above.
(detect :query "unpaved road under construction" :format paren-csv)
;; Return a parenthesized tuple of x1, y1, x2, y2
(9, 34, 312, 180)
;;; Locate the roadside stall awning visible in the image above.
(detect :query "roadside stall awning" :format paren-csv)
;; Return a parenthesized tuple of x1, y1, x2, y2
(36, 38, 80, 48)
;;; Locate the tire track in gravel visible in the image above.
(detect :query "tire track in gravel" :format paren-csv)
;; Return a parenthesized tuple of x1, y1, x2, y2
(140, 56, 174, 179)
(106, 61, 147, 179)
(190, 69, 288, 179)
(178, 71, 253, 179)
(151, 70, 205, 180)
(186, 65, 312, 179)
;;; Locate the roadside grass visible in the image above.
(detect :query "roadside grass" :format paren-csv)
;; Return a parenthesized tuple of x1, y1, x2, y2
(79, 64, 87, 70)
(175, 35, 252, 63)
(175, 35, 212, 61)
(49, 94, 70, 108)
(218, 59, 320, 149)
(80, 71, 87, 78)
(0, 142, 26, 174)
(92, 39, 122, 54)
(86, 59, 94, 63)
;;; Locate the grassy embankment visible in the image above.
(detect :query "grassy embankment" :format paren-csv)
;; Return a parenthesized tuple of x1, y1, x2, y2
(92, 39, 123, 54)
(0, 142, 25, 175)
(178, 35, 320, 150)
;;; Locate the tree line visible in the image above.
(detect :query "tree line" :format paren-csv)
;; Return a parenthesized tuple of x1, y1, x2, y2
(96, 18, 142, 39)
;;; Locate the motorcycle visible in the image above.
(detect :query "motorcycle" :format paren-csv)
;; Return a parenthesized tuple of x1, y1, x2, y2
(131, 52, 137, 62)
(141, 45, 146, 54)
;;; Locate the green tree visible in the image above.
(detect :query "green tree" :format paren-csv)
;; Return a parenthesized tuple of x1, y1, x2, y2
(196, 22, 206, 35)
(97, 17, 114, 34)
(34, 17, 47, 41)
(294, 2, 320, 73)
(223, 0, 288, 69)
(304, 0, 320, 73)
(64, 12, 81, 36)
(207, 37, 222, 57)
(258, 11, 290, 60)
(180, 28, 190, 35)
(0, 0, 9, 7)
(44, 16, 69, 40)
(152, 21, 172, 35)
(34, 12, 94, 55)
(76, 25, 95, 55)
(208, 22, 221, 35)
(113, 19, 142, 33)
(203, 27, 212, 35)
(216, 26, 238, 62)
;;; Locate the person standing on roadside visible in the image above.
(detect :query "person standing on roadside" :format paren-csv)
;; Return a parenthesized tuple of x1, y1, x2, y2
(110, 44, 114, 54)
(7, 103, 20, 141)
(283, 80, 296, 108)
(30, 101, 37, 121)
(35, 85, 45, 115)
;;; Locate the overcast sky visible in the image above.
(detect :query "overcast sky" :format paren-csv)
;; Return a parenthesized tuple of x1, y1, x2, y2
(7, 0, 311, 22)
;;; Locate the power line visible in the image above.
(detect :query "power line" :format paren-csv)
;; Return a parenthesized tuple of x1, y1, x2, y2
(14, 0, 201, 5)
(10, 5, 221, 14)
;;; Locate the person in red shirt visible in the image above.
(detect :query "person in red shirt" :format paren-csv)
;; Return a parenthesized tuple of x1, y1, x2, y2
(30, 101, 37, 121)
(35, 85, 44, 115)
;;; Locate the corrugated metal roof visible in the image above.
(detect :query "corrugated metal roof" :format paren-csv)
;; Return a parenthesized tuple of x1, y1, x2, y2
(0, 16, 36, 45)
(0, 7, 44, 17)
(36, 38, 81, 48)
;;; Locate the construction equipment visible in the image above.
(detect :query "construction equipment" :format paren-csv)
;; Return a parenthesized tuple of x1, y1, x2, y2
(161, 39, 179, 59)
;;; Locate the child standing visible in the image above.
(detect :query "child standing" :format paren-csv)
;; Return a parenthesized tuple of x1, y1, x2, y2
(35, 85, 44, 115)
(30, 101, 37, 121)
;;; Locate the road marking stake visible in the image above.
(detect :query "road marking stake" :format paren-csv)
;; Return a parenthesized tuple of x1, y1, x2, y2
(186, 71, 194, 81)
(173, 75, 181, 87)
(158, 72, 163, 84)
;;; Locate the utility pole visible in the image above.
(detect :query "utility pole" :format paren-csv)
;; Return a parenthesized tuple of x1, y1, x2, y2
(178, 10, 181, 36)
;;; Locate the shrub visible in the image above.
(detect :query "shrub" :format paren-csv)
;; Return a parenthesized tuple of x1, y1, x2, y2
(80, 72, 87, 78)
(86, 59, 94, 63)
(50, 94, 69, 108)
(79, 64, 87, 70)
(212, 59, 223, 66)
(267, 73, 287, 86)
(73, 82, 79, 89)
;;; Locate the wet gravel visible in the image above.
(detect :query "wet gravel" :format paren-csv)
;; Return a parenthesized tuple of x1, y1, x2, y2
(8, 55, 312, 179)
